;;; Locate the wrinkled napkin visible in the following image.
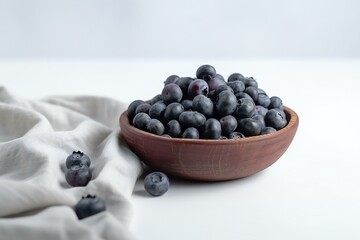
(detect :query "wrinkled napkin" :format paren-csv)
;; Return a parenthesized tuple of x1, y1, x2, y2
(0, 87, 143, 240)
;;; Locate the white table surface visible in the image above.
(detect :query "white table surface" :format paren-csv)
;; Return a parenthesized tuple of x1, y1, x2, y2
(1, 59, 360, 240)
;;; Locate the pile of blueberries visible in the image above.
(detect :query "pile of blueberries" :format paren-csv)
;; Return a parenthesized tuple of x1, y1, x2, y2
(128, 64, 287, 139)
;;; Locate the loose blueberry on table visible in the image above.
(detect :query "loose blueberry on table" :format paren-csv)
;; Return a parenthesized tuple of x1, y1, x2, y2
(74, 195, 106, 219)
(144, 172, 170, 196)
(128, 64, 287, 139)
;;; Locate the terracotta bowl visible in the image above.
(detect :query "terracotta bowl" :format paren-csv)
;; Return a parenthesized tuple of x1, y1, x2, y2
(119, 107, 299, 181)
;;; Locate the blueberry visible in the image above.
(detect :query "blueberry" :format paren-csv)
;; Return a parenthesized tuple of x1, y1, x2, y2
(269, 96, 284, 110)
(66, 151, 91, 169)
(202, 118, 221, 139)
(164, 102, 184, 122)
(144, 172, 169, 196)
(242, 77, 258, 88)
(206, 74, 226, 92)
(251, 114, 266, 130)
(196, 64, 216, 81)
(135, 102, 151, 115)
(233, 98, 255, 119)
(264, 108, 287, 130)
(175, 77, 193, 99)
(219, 115, 237, 136)
(165, 120, 182, 138)
(74, 195, 106, 219)
(192, 95, 214, 118)
(187, 79, 209, 99)
(215, 90, 237, 117)
(228, 132, 245, 139)
(127, 100, 145, 122)
(178, 111, 206, 129)
(164, 75, 180, 85)
(226, 81, 245, 94)
(162, 83, 183, 104)
(180, 99, 193, 111)
(65, 165, 92, 187)
(147, 119, 165, 135)
(182, 127, 200, 139)
(237, 118, 262, 136)
(254, 105, 269, 116)
(256, 93, 271, 108)
(149, 101, 167, 121)
(261, 127, 277, 135)
(244, 86, 259, 102)
(228, 73, 245, 82)
(132, 112, 151, 131)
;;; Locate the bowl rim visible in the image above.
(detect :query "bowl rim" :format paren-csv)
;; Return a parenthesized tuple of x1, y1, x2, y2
(120, 106, 299, 145)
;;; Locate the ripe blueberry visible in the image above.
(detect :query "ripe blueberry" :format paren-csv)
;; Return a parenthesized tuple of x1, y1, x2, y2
(144, 172, 169, 196)
(74, 195, 106, 219)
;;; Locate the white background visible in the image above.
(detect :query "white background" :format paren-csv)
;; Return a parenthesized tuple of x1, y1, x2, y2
(1, 1, 360, 240)
(0, 0, 360, 59)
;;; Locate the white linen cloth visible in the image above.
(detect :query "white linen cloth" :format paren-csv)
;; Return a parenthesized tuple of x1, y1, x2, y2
(0, 87, 143, 240)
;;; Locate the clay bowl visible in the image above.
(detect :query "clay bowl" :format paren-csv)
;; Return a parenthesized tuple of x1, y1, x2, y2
(119, 107, 299, 181)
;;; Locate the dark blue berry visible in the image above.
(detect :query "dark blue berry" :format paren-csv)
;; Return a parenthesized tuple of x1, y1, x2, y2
(233, 98, 255, 119)
(226, 81, 245, 94)
(135, 102, 151, 115)
(261, 127, 277, 135)
(203, 118, 221, 139)
(192, 95, 214, 118)
(207, 74, 226, 92)
(242, 77, 258, 88)
(251, 114, 266, 130)
(164, 102, 184, 122)
(178, 111, 206, 129)
(149, 101, 167, 121)
(254, 105, 268, 116)
(235, 92, 252, 100)
(182, 127, 200, 139)
(149, 94, 163, 105)
(66, 151, 91, 169)
(256, 93, 271, 108)
(237, 118, 262, 136)
(165, 120, 182, 138)
(133, 112, 151, 131)
(162, 83, 183, 104)
(219, 115, 237, 136)
(74, 195, 106, 219)
(215, 90, 237, 117)
(244, 86, 259, 102)
(147, 119, 165, 135)
(127, 100, 145, 122)
(65, 165, 92, 187)
(180, 99, 193, 111)
(264, 108, 287, 130)
(144, 172, 169, 196)
(269, 96, 284, 110)
(196, 64, 216, 81)
(187, 79, 209, 99)
(228, 73, 245, 82)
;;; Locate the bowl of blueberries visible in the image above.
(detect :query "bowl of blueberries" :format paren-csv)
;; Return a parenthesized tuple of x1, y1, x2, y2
(120, 65, 299, 181)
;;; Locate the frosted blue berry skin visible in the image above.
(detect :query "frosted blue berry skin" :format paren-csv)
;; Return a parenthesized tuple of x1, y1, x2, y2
(182, 127, 200, 139)
(196, 64, 216, 81)
(178, 111, 206, 129)
(166, 120, 182, 138)
(265, 108, 287, 130)
(164, 102, 184, 123)
(65, 165, 92, 187)
(162, 83, 183, 104)
(219, 115, 237, 136)
(127, 100, 145, 122)
(237, 118, 262, 137)
(147, 119, 165, 136)
(192, 95, 214, 118)
(66, 151, 91, 169)
(133, 113, 151, 131)
(74, 195, 106, 219)
(187, 79, 209, 100)
(203, 118, 221, 139)
(215, 90, 237, 117)
(144, 172, 169, 196)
